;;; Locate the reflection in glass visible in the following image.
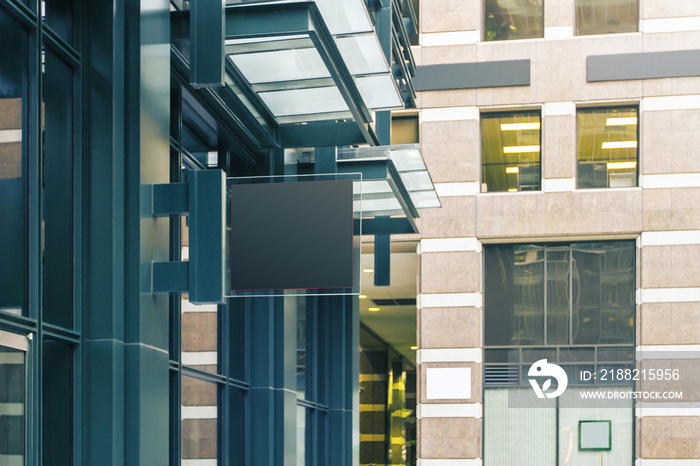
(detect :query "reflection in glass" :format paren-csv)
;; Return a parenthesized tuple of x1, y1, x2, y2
(485, 242, 634, 347)
(181, 376, 218, 463)
(484, 0, 544, 41)
(576, 0, 638, 36)
(577, 107, 638, 189)
(481, 112, 541, 192)
(42, 50, 74, 329)
(43, 0, 74, 43)
(43, 339, 74, 464)
(0, 12, 28, 317)
(0, 343, 25, 463)
(296, 405, 306, 466)
(297, 297, 307, 400)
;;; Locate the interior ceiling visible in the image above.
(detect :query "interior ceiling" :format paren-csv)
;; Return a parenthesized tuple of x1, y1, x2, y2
(359, 240, 418, 364)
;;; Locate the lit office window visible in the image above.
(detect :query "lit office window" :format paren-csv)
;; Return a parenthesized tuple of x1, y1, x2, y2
(577, 107, 638, 189)
(576, 0, 638, 36)
(481, 111, 541, 193)
(484, 0, 544, 41)
(391, 114, 419, 144)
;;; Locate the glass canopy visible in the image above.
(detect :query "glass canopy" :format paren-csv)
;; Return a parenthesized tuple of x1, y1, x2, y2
(337, 144, 441, 213)
(223, 2, 403, 124)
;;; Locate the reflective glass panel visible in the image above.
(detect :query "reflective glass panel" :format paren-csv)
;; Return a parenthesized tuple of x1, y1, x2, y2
(313, 0, 373, 35)
(546, 246, 570, 345)
(577, 107, 638, 189)
(572, 242, 635, 345)
(297, 297, 307, 400)
(355, 74, 403, 110)
(229, 48, 330, 84)
(0, 13, 28, 317)
(181, 377, 218, 463)
(481, 111, 541, 192)
(42, 50, 74, 329)
(0, 339, 25, 463)
(484, 0, 544, 41)
(43, 0, 74, 44)
(484, 244, 545, 346)
(576, 0, 638, 36)
(336, 34, 388, 75)
(259, 87, 349, 117)
(42, 339, 73, 464)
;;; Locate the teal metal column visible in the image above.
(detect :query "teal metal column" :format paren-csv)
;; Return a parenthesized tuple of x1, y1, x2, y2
(83, 0, 126, 464)
(124, 0, 171, 464)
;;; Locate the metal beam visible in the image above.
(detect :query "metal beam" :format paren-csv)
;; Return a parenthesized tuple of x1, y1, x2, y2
(190, 0, 225, 87)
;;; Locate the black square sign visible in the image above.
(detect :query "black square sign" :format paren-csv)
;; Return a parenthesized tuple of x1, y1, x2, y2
(230, 179, 354, 291)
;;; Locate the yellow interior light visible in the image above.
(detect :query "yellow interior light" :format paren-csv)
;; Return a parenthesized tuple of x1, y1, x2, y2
(508, 188, 518, 192)
(503, 145, 540, 153)
(410, 346, 418, 350)
(505, 166, 519, 174)
(359, 294, 367, 299)
(362, 268, 374, 274)
(500, 122, 540, 131)
(607, 161, 637, 169)
(602, 141, 637, 149)
(368, 307, 380, 312)
(605, 117, 637, 126)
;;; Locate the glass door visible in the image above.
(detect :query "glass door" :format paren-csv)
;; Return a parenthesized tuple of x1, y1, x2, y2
(0, 330, 28, 466)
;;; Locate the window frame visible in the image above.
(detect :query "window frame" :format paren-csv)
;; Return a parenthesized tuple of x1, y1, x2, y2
(575, 105, 640, 190)
(480, 109, 542, 193)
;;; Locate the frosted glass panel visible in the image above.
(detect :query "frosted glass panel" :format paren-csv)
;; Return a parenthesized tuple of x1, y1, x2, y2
(484, 388, 556, 466)
(558, 388, 632, 466)
(355, 74, 403, 110)
(312, 0, 373, 34)
(259, 87, 348, 116)
(336, 34, 388, 75)
(229, 48, 330, 84)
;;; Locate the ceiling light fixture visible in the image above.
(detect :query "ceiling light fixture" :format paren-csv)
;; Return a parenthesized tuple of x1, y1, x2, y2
(368, 307, 380, 312)
(503, 145, 540, 153)
(605, 117, 637, 126)
(606, 161, 637, 169)
(505, 166, 519, 174)
(602, 141, 637, 149)
(500, 122, 540, 131)
(362, 268, 374, 274)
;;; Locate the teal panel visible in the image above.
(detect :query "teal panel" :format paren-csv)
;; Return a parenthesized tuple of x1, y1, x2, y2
(124, 344, 170, 466)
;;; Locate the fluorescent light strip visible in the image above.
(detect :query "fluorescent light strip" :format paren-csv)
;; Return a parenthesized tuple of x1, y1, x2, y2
(505, 166, 519, 174)
(602, 141, 637, 149)
(606, 117, 637, 126)
(503, 145, 540, 153)
(508, 188, 518, 192)
(607, 161, 637, 169)
(500, 122, 540, 131)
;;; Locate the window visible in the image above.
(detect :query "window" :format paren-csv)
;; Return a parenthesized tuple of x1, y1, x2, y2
(391, 114, 419, 145)
(576, 0, 638, 36)
(481, 111, 541, 193)
(484, 242, 635, 347)
(483, 241, 636, 466)
(577, 106, 638, 189)
(484, 0, 544, 41)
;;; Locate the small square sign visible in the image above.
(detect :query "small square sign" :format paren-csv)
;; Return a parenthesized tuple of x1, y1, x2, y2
(230, 180, 354, 291)
(579, 420, 612, 451)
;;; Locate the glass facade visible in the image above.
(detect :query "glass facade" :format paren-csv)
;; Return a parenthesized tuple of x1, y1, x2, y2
(481, 111, 541, 193)
(576, 0, 638, 36)
(484, 0, 544, 41)
(577, 106, 639, 189)
(484, 241, 636, 466)
(484, 242, 635, 347)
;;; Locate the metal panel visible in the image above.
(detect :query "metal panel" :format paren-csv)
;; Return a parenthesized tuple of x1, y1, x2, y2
(588, 49, 700, 82)
(190, 0, 225, 87)
(413, 59, 531, 91)
(188, 169, 226, 304)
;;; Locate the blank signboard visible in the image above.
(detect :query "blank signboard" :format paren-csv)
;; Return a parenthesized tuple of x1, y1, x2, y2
(230, 179, 354, 291)
(579, 420, 612, 451)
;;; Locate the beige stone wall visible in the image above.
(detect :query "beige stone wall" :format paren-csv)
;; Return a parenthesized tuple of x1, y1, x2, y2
(415, 0, 700, 463)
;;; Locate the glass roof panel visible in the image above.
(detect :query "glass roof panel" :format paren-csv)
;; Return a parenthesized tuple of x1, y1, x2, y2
(337, 144, 441, 212)
(228, 47, 331, 84)
(336, 34, 389, 75)
(258, 87, 349, 117)
(355, 74, 404, 110)
(312, 0, 374, 35)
